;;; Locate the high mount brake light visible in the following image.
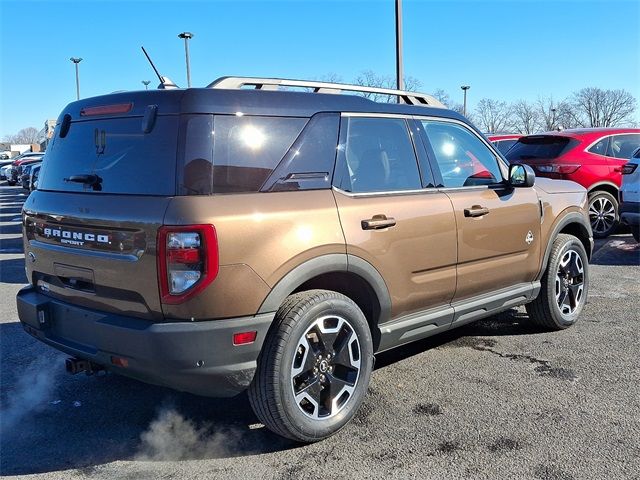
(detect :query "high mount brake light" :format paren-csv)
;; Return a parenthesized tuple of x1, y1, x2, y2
(157, 225, 219, 304)
(80, 103, 133, 116)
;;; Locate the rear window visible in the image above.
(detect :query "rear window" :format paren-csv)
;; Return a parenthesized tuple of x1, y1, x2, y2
(39, 117, 179, 195)
(505, 136, 577, 162)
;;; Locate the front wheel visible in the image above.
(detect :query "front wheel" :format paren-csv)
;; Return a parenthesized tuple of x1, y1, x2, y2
(248, 290, 373, 442)
(526, 234, 589, 330)
(588, 190, 619, 238)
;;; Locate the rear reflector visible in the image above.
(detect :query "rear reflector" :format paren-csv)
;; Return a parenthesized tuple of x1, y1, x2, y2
(233, 331, 257, 345)
(110, 356, 129, 368)
(80, 103, 133, 116)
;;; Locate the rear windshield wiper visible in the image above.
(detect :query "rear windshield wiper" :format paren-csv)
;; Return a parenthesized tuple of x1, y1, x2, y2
(64, 174, 103, 191)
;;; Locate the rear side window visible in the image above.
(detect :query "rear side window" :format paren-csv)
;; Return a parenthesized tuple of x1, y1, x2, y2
(421, 120, 503, 188)
(334, 117, 422, 193)
(494, 139, 517, 154)
(506, 136, 576, 161)
(588, 137, 609, 156)
(179, 115, 306, 194)
(39, 117, 179, 195)
(607, 134, 640, 159)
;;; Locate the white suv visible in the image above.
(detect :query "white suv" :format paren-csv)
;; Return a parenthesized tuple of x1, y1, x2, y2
(620, 147, 640, 242)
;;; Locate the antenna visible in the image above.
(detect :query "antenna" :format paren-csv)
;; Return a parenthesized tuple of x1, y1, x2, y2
(141, 46, 179, 89)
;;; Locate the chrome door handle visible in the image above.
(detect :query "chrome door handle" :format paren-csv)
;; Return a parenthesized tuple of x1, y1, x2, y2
(464, 205, 490, 217)
(361, 215, 397, 230)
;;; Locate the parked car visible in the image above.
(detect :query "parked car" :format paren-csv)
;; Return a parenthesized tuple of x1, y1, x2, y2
(29, 163, 41, 191)
(506, 128, 640, 238)
(488, 134, 522, 154)
(6, 152, 45, 185)
(21, 162, 42, 190)
(620, 147, 640, 242)
(0, 152, 11, 160)
(0, 163, 12, 180)
(18, 77, 592, 442)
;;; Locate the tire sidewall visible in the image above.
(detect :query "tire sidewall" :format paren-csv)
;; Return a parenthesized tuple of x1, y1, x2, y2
(276, 295, 373, 441)
(546, 237, 589, 327)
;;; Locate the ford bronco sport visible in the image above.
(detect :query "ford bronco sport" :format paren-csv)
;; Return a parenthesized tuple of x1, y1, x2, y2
(17, 77, 593, 442)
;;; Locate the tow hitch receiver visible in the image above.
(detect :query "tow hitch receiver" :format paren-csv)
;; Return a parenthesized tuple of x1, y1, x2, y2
(65, 357, 104, 376)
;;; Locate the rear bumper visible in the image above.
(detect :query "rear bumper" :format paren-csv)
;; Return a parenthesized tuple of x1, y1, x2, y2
(17, 286, 274, 397)
(620, 201, 640, 226)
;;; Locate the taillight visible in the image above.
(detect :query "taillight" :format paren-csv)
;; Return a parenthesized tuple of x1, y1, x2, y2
(157, 225, 218, 304)
(621, 163, 638, 175)
(536, 164, 580, 174)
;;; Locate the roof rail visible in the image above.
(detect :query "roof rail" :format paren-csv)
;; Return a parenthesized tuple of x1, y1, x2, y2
(207, 76, 446, 108)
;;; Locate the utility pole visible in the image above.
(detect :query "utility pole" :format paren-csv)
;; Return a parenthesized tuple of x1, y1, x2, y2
(70, 57, 83, 100)
(461, 85, 470, 116)
(395, 0, 403, 100)
(142, 80, 151, 90)
(178, 32, 193, 88)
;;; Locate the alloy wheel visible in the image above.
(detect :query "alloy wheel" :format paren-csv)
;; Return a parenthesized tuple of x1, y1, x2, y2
(290, 315, 361, 420)
(555, 249, 584, 316)
(589, 196, 616, 235)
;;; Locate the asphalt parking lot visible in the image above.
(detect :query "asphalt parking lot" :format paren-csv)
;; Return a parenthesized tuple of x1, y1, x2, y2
(1, 183, 639, 480)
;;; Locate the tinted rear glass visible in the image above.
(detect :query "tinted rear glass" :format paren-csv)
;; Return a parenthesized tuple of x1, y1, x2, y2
(506, 136, 576, 161)
(38, 117, 178, 195)
(179, 115, 307, 194)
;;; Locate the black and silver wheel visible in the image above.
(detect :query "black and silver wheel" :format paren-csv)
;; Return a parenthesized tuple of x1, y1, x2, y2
(588, 191, 619, 238)
(526, 234, 589, 330)
(248, 290, 373, 442)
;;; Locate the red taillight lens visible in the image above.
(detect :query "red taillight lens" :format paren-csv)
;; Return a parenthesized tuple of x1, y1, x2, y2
(621, 163, 638, 175)
(80, 103, 133, 116)
(157, 225, 218, 304)
(537, 164, 580, 174)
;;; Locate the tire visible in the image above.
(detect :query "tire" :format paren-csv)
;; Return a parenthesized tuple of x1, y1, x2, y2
(588, 190, 619, 238)
(631, 225, 640, 243)
(248, 289, 374, 442)
(526, 234, 589, 330)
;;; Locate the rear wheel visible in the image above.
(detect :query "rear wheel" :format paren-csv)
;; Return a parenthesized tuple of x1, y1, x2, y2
(526, 234, 589, 330)
(588, 190, 619, 238)
(631, 225, 640, 243)
(248, 290, 373, 442)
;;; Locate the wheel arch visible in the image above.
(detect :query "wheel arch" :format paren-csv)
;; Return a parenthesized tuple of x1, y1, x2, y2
(257, 254, 391, 351)
(537, 212, 593, 281)
(588, 182, 619, 199)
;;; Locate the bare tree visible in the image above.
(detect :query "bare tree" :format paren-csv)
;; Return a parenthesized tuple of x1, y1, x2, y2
(474, 98, 512, 133)
(536, 96, 578, 131)
(510, 100, 540, 134)
(430, 88, 467, 118)
(353, 70, 422, 103)
(3, 127, 40, 144)
(571, 87, 637, 127)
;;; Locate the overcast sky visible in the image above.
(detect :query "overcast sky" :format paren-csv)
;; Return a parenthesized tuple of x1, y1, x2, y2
(1, 0, 638, 136)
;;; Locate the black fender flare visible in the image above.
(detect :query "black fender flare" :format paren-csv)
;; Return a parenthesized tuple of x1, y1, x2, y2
(537, 212, 593, 280)
(257, 254, 392, 325)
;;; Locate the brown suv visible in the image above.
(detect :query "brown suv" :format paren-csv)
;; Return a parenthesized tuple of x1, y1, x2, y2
(17, 77, 593, 442)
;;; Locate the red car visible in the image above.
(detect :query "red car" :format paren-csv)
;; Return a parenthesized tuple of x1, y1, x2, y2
(488, 134, 522, 155)
(506, 128, 640, 237)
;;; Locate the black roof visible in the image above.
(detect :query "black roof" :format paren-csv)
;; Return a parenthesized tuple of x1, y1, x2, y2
(59, 87, 466, 124)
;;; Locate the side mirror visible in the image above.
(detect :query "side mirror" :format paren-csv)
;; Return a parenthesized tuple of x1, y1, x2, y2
(509, 163, 535, 188)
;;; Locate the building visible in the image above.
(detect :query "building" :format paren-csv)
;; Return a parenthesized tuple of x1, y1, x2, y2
(38, 119, 57, 151)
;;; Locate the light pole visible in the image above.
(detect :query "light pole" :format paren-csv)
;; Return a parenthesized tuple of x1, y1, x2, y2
(461, 85, 470, 116)
(70, 57, 82, 100)
(551, 108, 557, 130)
(395, 0, 403, 98)
(178, 32, 193, 88)
(142, 80, 151, 90)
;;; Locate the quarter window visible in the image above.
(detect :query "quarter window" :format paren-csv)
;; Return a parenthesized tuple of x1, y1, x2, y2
(588, 137, 609, 156)
(606, 134, 640, 159)
(421, 121, 503, 188)
(335, 117, 422, 193)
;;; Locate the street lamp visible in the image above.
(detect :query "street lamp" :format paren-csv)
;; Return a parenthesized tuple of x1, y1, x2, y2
(395, 0, 403, 98)
(551, 108, 557, 130)
(142, 80, 151, 90)
(70, 57, 83, 100)
(178, 32, 193, 88)
(461, 85, 470, 117)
